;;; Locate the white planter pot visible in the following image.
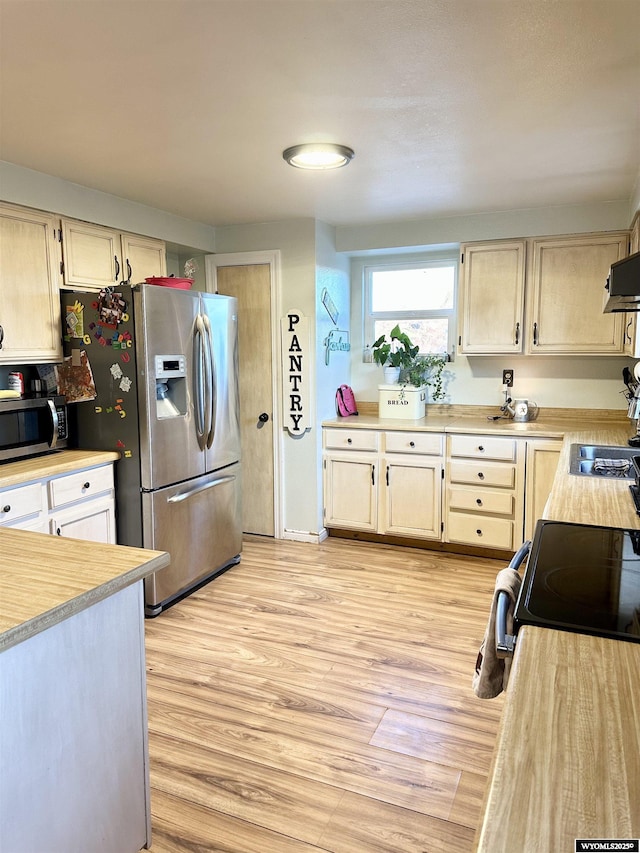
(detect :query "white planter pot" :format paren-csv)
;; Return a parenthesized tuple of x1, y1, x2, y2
(383, 366, 401, 384)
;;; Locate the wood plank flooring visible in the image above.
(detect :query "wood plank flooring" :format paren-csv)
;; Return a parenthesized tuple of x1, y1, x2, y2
(144, 534, 506, 853)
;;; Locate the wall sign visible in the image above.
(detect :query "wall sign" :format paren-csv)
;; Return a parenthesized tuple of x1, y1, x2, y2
(323, 329, 350, 365)
(281, 310, 310, 435)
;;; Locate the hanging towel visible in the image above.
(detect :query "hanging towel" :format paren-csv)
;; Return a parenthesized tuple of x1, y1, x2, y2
(473, 567, 522, 699)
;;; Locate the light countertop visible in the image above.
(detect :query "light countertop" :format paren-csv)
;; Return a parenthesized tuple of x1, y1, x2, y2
(0, 450, 169, 652)
(0, 449, 120, 489)
(0, 527, 169, 651)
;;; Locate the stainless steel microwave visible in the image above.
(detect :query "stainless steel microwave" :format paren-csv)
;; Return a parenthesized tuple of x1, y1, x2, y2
(0, 395, 68, 463)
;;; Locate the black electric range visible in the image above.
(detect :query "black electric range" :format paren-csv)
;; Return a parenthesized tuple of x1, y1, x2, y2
(515, 520, 640, 643)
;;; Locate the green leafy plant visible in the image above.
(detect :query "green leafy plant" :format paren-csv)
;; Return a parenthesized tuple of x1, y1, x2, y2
(404, 354, 447, 401)
(371, 325, 419, 370)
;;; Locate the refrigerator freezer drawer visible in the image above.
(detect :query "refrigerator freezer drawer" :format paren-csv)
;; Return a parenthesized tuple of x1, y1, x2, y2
(142, 462, 242, 615)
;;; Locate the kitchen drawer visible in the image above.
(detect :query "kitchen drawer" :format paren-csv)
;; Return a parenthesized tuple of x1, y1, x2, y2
(449, 459, 516, 489)
(0, 482, 44, 524)
(49, 464, 114, 509)
(324, 428, 379, 452)
(448, 485, 515, 516)
(384, 431, 443, 455)
(446, 513, 515, 550)
(449, 434, 517, 462)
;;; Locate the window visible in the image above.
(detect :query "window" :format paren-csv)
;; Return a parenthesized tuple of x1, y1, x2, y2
(364, 258, 457, 356)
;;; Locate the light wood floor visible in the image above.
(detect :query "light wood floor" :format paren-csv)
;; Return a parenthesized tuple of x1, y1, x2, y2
(144, 534, 506, 853)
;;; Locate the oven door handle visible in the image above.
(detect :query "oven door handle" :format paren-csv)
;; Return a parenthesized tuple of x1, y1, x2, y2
(495, 540, 531, 658)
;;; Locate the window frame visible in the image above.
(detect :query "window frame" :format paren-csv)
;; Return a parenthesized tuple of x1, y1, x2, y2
(363, 255, 458, 358)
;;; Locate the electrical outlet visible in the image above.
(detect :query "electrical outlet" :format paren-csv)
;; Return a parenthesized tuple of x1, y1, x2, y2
(502, 369, 514, 387)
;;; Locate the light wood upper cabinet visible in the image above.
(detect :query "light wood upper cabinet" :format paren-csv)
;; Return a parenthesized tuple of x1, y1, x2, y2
(458, 241, 526, 354)
(526, 233, 627, 354)
(459, 231, 629, 356)
(61, 218, 166, 291)
(0, 203, 63, 364)
(120, 232, 166, 284)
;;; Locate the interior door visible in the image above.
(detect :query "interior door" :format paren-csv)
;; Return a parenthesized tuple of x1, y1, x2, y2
(214, 263, 275, 536)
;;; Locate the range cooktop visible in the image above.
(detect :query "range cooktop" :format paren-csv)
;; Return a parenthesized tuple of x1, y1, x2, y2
(515, 520, 640, 643)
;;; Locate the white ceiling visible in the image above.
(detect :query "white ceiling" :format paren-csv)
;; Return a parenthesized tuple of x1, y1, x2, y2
(1, 0, 639, 230)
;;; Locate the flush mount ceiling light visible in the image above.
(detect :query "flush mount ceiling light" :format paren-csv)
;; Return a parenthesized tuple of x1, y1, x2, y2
(282, 143, 355, 170)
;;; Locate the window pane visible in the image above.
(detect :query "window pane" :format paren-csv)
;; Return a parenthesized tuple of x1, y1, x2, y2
(371, 266, 454, 312)
(373, 319, 449, 354)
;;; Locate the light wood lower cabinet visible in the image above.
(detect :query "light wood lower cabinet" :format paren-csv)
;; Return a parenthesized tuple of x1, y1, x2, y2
(523, 438, 563, 540)
(445, 435, 526, 550)
(0, 462, 116, 544)
(323, 428, 444, 541)
(324, 426, 565, 552)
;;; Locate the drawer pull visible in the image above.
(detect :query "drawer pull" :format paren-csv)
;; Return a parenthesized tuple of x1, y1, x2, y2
(347, 438, 352, 444)
(83, 482, 91, 490)
(476, 498, 483, 506)
(476, 529, 483, 536)
(56, 527, 62, 536)
(477, 472, 485, 480)
(478, 445, 485, 452)
(409, 441, 415, 447)
(2, 504, 10, 513)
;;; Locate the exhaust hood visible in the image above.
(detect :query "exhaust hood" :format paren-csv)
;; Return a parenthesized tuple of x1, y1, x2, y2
(603, 250, 640, 313)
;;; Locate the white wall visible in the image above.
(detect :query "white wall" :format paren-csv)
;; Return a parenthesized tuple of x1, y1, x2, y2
(214, 219, 321, 537)
(0, 161, 216, 251)
(314, 220, 351, 532)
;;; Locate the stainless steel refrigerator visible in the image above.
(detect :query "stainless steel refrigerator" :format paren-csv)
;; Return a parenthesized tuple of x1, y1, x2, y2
(63, 283, 242, 615)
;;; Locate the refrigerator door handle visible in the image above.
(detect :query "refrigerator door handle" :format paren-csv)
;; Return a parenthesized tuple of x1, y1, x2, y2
(203, 313, 216, 449)
(167, 474, 237, 504)
(194, 314, 207, 447)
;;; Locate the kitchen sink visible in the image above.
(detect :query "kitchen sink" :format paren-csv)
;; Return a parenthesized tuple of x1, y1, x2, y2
(568, 444, 638, 479)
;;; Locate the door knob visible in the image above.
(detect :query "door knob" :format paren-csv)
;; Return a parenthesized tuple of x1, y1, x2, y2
(258, 412, 269, 423)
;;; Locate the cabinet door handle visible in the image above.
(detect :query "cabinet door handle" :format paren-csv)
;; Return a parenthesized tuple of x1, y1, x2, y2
(514, 322, 520, 345)
(371, 464, 375, 486)
(56, 527, 62, 536)
(0, 325, 3, 350)
(114, 255, 120, 281)
(533, 322, 539, 346)
(386, 465, 389, 485)
(126, 259, 132, 283)
(478, 472, 485, 480)
(626, 318, 633, 344)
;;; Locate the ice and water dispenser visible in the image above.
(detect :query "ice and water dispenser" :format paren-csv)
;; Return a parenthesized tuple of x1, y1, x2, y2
(155, 355, 187, 419)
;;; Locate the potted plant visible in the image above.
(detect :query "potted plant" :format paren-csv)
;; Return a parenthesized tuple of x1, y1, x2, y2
(372, 325, 419, 384)
(403, 353, 447, 402)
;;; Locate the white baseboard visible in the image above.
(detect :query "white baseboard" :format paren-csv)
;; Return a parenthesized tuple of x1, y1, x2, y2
(282, 528, 329, 544)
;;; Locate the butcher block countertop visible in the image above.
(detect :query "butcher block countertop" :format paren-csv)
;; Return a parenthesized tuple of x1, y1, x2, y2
(325, 409, 640, 848)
